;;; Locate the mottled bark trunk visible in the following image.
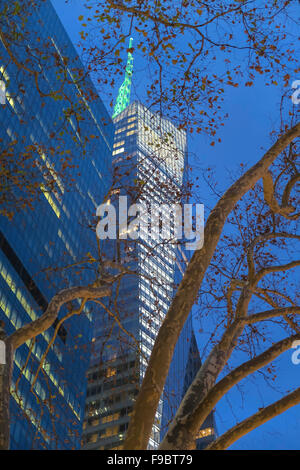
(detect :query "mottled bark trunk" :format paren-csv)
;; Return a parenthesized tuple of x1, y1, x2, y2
(160, 329, 300, 449)
(0, 340, 13, 450)
(159, 320, 245, 449)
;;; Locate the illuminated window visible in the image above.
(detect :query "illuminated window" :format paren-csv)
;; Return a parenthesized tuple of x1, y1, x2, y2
(102, 412, 120, 424)
(39, 152, 64, 194)
(90, 418, 100, 427)
(90, 433, 98, 443)
(106, 367, 116, 378)
(40, 184, 61, 218)
(0, 65, 9, 81)
(115, 126, 126, 134)
(112, 147, 124, 156)
(105, 425, 118, 437)
(6, 93, 17, 111)
(196, 427, 213, 439)
(113, 140, 125, 148)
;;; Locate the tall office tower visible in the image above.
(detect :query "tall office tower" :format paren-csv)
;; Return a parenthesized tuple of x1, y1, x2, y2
(82, 39, 216, 450)
(0, 0, 114, 449)
(82, 92, 187, 449)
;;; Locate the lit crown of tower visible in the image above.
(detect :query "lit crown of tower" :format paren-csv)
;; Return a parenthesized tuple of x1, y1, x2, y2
(112, 37, 134, 118)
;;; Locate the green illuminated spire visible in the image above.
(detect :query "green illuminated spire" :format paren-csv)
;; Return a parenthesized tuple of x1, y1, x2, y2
(112, 37, 133, 118)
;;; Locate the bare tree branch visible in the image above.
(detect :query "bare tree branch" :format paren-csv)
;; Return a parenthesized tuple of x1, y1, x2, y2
(254, 260, 300, 285)
(7, 285, 111, 350)
(263, 170, 300, 220)
(206, 387, 300, 450)
(124, 122, 300, 450)
(247, 307, 300, 323)
(160, 332, 300, 449)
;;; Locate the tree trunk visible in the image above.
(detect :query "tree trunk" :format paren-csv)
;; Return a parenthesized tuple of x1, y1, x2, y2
(123, 122, 300, 450)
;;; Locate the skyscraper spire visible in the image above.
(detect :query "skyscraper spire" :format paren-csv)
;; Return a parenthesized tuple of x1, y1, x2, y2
(112, 37, 133, 118)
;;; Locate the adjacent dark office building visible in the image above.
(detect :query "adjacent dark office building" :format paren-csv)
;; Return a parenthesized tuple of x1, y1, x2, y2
(0, 0, 113, 448)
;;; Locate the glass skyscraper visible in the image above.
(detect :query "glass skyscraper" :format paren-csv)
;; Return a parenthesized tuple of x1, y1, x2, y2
(0, 0, 113, 449)
(78, 30, 216, 449)
(82, 98, 216, 449)
(82, 100, 187, 450)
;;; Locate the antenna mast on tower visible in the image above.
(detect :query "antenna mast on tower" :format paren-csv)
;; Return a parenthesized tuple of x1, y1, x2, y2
(112, 37, 134, 118)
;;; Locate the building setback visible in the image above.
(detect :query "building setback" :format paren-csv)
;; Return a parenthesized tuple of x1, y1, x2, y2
(0, 0, 113, 449)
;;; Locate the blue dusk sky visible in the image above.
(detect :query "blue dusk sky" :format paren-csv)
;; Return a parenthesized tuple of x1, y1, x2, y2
(51, 0, 300, 450)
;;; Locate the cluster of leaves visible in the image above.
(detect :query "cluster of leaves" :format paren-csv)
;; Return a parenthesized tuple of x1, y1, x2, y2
(77, 0, 299, 139)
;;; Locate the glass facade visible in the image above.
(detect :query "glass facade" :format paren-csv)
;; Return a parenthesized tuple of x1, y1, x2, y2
(0, 0, 114, 449)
